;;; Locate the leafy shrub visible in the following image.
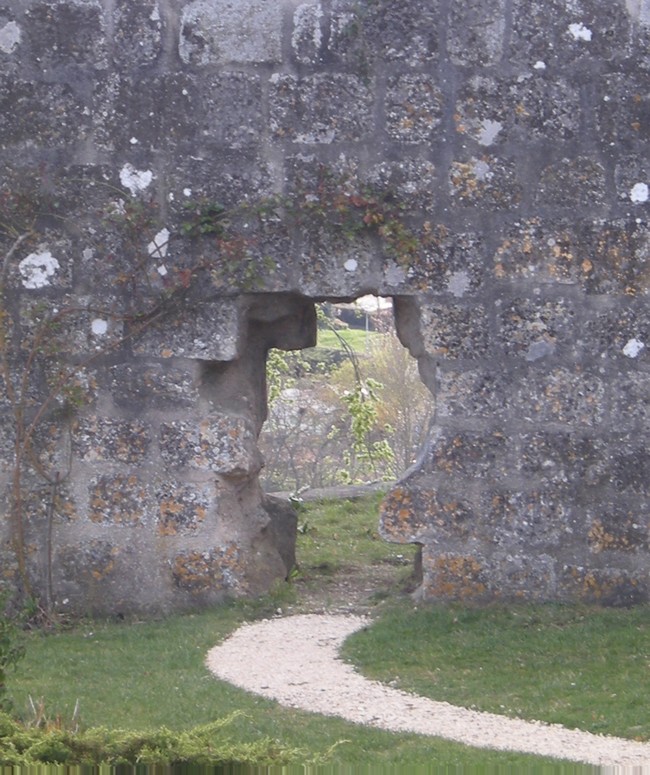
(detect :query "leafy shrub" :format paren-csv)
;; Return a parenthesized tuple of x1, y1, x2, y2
(0, 711, 308, 766)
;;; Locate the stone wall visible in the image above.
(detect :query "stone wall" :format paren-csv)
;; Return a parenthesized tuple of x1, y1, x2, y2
(0, 0, 647, 613)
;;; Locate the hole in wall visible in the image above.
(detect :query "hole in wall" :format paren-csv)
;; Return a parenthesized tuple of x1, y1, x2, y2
(257, 293, 433, 605)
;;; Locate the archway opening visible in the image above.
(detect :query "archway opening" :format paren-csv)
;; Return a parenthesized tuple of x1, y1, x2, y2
(258, 293, 432, 609)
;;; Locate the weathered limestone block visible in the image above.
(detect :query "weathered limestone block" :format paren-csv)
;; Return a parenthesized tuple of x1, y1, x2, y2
(449, 156, 521, 209)
(329, 0, 440, 69)
(113, 0, 163, 67)
(448, 0, 506, 67)
(109, 363, 201, 411)
(88, 474, 150, 525)
(73, 418, 152, 464)
(291, 1, 324, 65)
(159, 416, 258, 476)
(270, 73, 373, 144)
(419, 303, 490, 359)
(179, 0, 282, 65)
(23, 0, 108, 69)
(536, 157, 607, 207)
(156, 481, 211, 537)
(132, 301, 241, 361)
(385, 73, 444, 143)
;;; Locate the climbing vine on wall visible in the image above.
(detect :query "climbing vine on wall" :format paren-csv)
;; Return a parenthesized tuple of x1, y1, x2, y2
(287, 164, 423, 268)
(0, 161, 429, 614)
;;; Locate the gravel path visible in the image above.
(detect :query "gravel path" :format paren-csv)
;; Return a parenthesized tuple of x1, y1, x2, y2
(206, 613, 650, 769)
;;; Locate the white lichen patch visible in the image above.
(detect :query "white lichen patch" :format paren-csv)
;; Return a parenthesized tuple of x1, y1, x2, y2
(0, 20, 21, 53)
(344, 258, 358, 272)
(568, 22, 592, 41)
(119, 163, 153, 196)
(384, 262, 407, 286)
(446, 271, 471, 298)
(478, 120, 502, 146)
(623, 338, 645, 358)
(630, 182, 649, 203)
(91, 319, 108, 336)
(147, 228, 170, 259)
(19, 250, 60, 289)
(533, 60, 547, 70)
(473, 159, 493, 181)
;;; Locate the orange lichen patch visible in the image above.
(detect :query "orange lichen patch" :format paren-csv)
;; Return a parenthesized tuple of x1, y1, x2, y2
(53, 492, 78, 521)
(449, 162, 479, 198)
(172, 544, 245, 594)
(425, 554, 488, 600)
(564, 565, 646, 606)
(157, 496, 207, 536)
(88, 474, 147, 524)
(380, 486, 421, 540)
(61, 542, 120, 583)
(172, 551, 217, 592)
(588, 518, 646, 554)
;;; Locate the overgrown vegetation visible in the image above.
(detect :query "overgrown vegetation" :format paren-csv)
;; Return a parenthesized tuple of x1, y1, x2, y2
(0, 711, 311, 766)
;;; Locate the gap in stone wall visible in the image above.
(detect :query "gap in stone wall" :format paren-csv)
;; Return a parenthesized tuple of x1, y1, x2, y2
(255, 293, 433, 598)
(258, 294, 434, 497)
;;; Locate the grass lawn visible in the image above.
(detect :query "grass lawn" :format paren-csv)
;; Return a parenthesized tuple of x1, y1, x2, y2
(9, 603, 567, 768)
(6, 494, 648, 767)
(316, 327, 384, 354)
(343, 602, 650, 743)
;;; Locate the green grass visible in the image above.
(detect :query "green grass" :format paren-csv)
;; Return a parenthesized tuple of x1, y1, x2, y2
(5, 494, 647, 768)
(316, 327, 384, 354)
(295, 492, 416, 576)
(342, 603, 650, 742)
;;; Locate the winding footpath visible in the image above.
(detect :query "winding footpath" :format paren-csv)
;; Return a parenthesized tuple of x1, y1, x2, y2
(206, 613, 650, 769)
